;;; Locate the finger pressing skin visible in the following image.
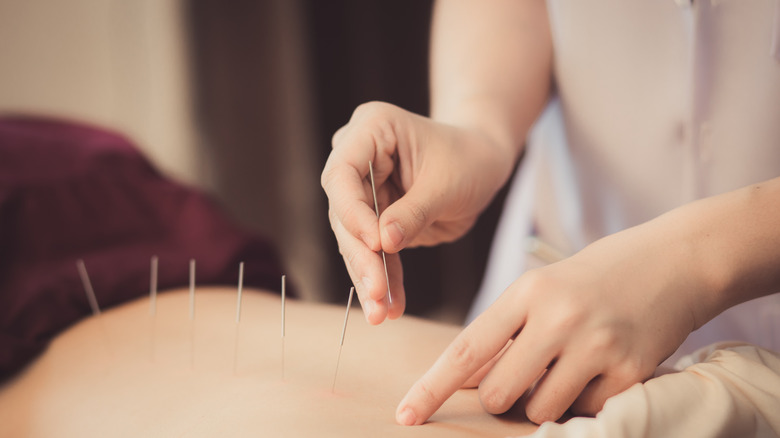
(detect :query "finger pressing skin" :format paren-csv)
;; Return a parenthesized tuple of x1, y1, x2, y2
(384, 251, 406, 320)
(395, 292, 526, 426)
(522, 354, 601, 424)
(477, 323, 560, 415)
(331, 213, 389, 324)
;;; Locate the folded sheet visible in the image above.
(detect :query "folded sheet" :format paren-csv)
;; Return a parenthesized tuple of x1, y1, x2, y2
(523, 343, 780, 438)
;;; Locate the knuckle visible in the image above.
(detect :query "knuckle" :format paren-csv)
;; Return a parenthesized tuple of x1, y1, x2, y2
(445, 335, 478, 373)
(338, 241, 355, 264)
(526, 380, 577, 423)
(373, 119, 397, 156)
(514, 269, 555, 304)
(328, 196, 366, 234)
(352, 102, 398, 155)
(331, 126, 346, 147)
(415, 376, 442, 406)
(617, 356, 651, 383)
(333, 235, 359, 265)
(519, 268, 551, 289)
(351, 102, 384, 125)
(338, 243, 358, 264)
(587, 328, 620, 356)
(352, 101, 391, 120)
(405, 199, 430, 228)
(320, 164, 337, 192)
(526, 403, 558, 425)
(340, 200, 362, 223)
(547, 300, 585, 333)
(478, 384, 512, 414)
(327, 209, 341, 234)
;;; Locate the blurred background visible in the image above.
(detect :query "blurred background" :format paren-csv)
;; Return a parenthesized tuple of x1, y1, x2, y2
(0, 0, 510, 324)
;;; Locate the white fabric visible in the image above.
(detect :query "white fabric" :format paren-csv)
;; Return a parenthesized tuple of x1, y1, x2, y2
(470, 0, 780, 363)
(520, 343, 780, 438)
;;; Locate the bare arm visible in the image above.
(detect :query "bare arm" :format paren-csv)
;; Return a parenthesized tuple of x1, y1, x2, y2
(430, 0, 552, 168)
(672, 178, 780, 324)
(397, 176, 780, 425)
(321, 0, 552, 323)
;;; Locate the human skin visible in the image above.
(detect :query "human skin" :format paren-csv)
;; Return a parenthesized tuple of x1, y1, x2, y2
(396, 179, 780, 425)
(321, 0, 780, 428)
(0, 288, 538, 437)
(320, 0, 552, 325)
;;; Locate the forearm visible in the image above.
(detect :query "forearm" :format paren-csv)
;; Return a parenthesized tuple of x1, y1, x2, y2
(429, 0, 552, 169)
(656, 176, 780, 328)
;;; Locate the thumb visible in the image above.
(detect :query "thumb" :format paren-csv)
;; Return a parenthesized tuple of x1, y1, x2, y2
(379, 182, 443, 253)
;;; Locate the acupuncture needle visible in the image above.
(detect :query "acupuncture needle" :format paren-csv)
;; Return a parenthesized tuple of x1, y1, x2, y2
(232, 262, 244, 375)
(281, 274, 286, 381)
(149, 255, 158, 362)
(189, 259, 196, 368)
(77, 259, 101, 317)
(331, 286, 355, 393)
(76, 259, 112, 357)
(368, 161, 392, 307)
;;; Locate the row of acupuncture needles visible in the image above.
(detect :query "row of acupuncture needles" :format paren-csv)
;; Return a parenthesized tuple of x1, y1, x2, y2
(75, 258, 356, 393)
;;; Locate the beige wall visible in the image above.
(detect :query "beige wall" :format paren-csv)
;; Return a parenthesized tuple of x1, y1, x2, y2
(0, 0, 330, 302)
(0, 0, 201, 185)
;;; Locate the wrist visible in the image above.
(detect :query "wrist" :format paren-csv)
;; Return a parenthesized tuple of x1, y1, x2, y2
(448, 123, 519, 195)
(637, 203, 732, 330)
(652, 181, 780, 328)
(432, 98, 528, 164)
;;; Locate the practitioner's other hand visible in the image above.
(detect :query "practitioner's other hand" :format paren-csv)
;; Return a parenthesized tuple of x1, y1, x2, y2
(396, 217, 712, 425)
(321, 101, 516, 325)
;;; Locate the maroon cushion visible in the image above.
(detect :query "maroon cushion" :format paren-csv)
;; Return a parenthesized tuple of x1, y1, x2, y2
(0, 116, 286, 382)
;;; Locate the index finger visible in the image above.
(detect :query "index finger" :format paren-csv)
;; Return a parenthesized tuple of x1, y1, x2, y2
(395, 292, 525, 426)
(321, 149, 380, 250)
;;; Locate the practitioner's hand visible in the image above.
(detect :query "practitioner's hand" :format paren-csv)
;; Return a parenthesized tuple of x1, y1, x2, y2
(396, 219, 712, 425)
(321, 101, 516, 325)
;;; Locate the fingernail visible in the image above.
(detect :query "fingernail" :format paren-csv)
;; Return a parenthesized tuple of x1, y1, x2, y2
(397, 407, 417, 426)
(386, 221, 405, 248)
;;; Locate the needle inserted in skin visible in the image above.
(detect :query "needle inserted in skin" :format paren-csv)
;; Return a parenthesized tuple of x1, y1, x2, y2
(150, 256, 158, 316)
(281, 274, 286, 381)
(331, 286, 355, 393)
(235, 262, 245, 323)
(189, 259, 196, 320)
(233, 262, 244, 374)
(149, 255, 158, 361)
(77, 259, 101, 317)
(76, 259, 112, 357)
(368, 161, 392, 307)
(189, 259, 196, 368)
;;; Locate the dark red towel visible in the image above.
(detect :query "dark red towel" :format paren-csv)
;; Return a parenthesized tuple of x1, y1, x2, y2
(0, 116, 286, 382)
